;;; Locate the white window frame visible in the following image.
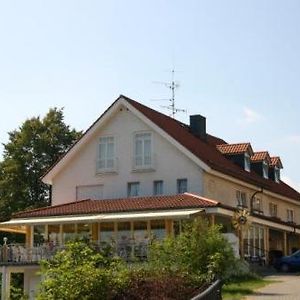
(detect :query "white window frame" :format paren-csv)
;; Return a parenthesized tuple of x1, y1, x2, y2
(132, 132, 154, 171)
(97, 136, 117, 173)
(287, 209, 294, 223)
(236, 190, 247, 208)
(244, 226, 265, 257)
(244, 153, 251, 172)
(269, 202, 278, 218)
(127, 182, 140, 197)
(274, 167, 280, 183)
(153, 180, 164, 196)
(262, 161, 269, 179)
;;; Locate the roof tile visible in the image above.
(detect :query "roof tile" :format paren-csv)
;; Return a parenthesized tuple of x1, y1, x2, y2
(125, 97, 300, 200)
(251, 151, 271, 163)
(13, 194, 218, 218)
(216, 143, 252, 155)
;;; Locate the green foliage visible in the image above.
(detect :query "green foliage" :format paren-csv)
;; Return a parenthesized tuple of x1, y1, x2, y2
(36, 241, 129, 300)
(0, 108, 81, 220)
(36, 221, 238, 299)
(149, 218, 236, 283)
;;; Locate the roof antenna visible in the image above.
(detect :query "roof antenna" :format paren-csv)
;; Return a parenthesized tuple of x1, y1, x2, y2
(152, 69, 186, 118)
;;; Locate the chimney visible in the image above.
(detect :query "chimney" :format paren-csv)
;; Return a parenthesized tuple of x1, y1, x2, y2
(190, 115, 206, 140)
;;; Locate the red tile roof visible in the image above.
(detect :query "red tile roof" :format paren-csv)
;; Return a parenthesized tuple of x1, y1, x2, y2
(13, 193, 219, 218)
(124, 96, 300, 201)
(251, 151, 271, 163)
(41, 95, 300, 203)
(270, 157, 283, 168)
(216, 143, 253, 155)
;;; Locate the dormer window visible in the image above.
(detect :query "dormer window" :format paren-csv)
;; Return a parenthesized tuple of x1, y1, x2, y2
(274, 167, 280, 183)
(270, 157, 283, 183)
(244, 153, 251, 172)
(262, 161, 269, 179)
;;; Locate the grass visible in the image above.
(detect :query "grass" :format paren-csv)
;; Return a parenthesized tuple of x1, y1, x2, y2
(222, 277, 274, 300)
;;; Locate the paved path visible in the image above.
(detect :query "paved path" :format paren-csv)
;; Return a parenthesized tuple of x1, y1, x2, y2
(246, 274, 300, 300)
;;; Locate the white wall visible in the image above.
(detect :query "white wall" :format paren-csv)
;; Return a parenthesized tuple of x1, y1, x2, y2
(52, 105, 203, 205)
(23, 268, 41, 300)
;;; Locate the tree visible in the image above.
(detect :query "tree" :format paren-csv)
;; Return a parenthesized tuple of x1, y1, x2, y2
(0, 108, 81, 220)
(149, 218, 236, 282)
(37, 242, 129, 300)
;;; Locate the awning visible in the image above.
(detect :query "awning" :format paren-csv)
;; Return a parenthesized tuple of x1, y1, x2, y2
(0, 225, 27, 234)
(0, 209, 203, 226)
(101, 209, 203, 221)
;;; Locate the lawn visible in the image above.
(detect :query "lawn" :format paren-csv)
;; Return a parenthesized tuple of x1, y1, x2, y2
(222, 277, 274, 300)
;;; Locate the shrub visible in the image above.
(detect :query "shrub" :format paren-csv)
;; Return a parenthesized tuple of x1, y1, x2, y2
(36, 241, 129, 300)
(148, 217, 236, 283)
(115, 269, 208, 300)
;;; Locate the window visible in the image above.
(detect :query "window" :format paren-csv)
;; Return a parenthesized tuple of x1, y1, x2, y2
(252, 197, 263, 213)
(77, 224, 92, 241)
(128, 182, 140, 197)
(62, 224, 76, 243)
(243, 226, 265, 257)
(100, 222, 115, 243)
(48, 224, 60, 245)
(76, 185, 103, 201)
(153, 180, 163, 195)
(150, 220, 166, 240)
(244, 153, 251, 172)
(262, 161, 269, 179)
(177, 178, 187, 194)
(33, 225, 46, 246)
(269, 203, 278, 217)
(133, 132, 152, 169)
(97, 136, 116, 172)
(236, 190, 247, 208)
(287, 209, 294, 223)
(274, 167, 280, 183)
(117, 222, 131, 242)
(133, 221, 148, 242)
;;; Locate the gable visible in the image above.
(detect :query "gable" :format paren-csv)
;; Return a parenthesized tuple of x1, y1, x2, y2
(42, 96, 210, 185)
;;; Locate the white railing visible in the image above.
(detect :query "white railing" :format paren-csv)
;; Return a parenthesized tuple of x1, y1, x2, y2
(0, 241, 150, 265)
(132, 154, 156, 172)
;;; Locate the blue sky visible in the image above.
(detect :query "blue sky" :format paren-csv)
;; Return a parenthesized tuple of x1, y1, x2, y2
(0, 1, 299, 191)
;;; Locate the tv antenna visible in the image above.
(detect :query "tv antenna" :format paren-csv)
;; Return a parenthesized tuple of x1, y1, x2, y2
(152, 69, 186, 118)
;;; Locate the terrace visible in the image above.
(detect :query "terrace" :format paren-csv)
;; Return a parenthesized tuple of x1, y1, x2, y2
(0, 239, 150, 266)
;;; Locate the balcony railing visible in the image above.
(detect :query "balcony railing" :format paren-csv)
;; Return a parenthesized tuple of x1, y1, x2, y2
(0, 241, 150, 265)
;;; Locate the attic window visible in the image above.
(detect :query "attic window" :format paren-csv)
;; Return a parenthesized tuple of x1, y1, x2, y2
(262, 161, 269, 179)
(274, 167, 280, 183)
(244, 153, 251, 172)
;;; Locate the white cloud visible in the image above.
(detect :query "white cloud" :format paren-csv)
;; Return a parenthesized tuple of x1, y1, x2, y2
(242, 107, 262, 124)
(281, 175, 300, 192)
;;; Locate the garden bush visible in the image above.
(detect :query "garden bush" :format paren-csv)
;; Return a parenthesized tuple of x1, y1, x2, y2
(148, 217, 236, 283)
(36, 241, 129, 300)
(36, 218, 237, 299)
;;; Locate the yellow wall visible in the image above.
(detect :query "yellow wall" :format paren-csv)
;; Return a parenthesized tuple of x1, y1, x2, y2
(203, 172, 300, 224)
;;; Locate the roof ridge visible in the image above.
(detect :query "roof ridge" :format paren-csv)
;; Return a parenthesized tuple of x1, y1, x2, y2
(12, 194, 218, 219)
(123, 96, 188, 127)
